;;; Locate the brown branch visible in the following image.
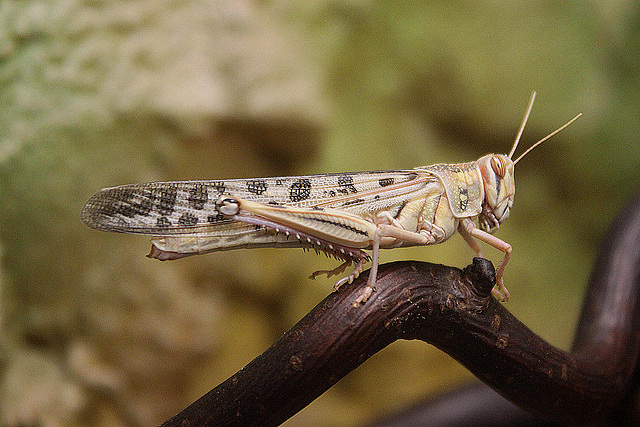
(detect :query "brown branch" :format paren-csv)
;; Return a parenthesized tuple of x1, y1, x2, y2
(162, 190, 640, 427)
(371, 189, 640, 426)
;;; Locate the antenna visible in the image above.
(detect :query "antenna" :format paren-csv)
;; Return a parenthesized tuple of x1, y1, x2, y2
(508, 91, 537, 159)
(513, 113, 582, 165)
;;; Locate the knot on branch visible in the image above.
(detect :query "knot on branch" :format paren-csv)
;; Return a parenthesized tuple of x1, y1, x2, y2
(463, 257, 496, 299)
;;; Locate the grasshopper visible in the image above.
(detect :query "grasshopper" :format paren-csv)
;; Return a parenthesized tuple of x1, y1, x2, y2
(82, 92, 580, 306)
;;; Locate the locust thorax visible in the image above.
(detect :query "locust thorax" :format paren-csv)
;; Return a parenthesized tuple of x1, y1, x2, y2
(477, 154, 515, 233)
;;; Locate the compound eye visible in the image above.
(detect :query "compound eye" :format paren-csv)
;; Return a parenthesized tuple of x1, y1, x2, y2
(490, 155, 507, 177)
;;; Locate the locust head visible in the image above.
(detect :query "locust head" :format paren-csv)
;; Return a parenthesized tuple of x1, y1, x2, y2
(478, 154, 515, 233)
(477, 92, 581, 233)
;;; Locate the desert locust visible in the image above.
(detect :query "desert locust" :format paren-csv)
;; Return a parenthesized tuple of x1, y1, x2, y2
(82, 92, 580, 306)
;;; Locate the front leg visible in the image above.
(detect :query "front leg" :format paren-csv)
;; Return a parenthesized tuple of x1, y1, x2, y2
(459, 219, 512, 301)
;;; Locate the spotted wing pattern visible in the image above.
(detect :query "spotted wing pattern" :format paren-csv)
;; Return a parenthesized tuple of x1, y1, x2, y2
(81, 170, 438, 238)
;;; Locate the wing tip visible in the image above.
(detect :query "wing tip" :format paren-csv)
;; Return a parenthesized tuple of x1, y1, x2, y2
(81, 194, 105, 230)
(80, 190, 129, 232)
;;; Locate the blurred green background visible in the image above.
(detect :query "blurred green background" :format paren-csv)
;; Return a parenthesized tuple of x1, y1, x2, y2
(1, 1, 639, 425)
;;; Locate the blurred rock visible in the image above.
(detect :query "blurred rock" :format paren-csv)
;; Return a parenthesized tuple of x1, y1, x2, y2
(0, 0, 325, 424)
